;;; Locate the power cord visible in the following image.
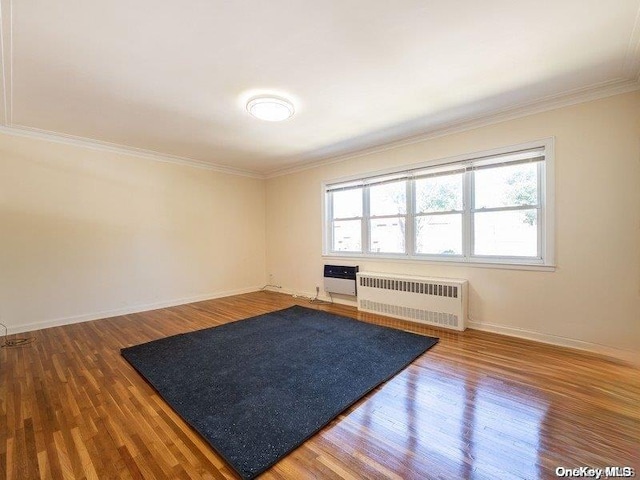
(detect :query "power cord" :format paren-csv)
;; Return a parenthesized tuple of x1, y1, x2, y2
(261, 284, 282, 291)
(0, 322, 35, 348)
(309, 287, 333, 305)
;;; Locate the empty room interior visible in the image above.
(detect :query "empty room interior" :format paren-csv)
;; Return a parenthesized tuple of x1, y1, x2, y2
(1, 1, 639, 479)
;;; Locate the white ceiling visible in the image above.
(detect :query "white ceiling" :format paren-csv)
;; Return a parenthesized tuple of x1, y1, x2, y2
(1, 0, 639, 176)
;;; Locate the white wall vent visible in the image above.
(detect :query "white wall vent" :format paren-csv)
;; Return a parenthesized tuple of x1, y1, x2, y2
(356, 272, 468, 331)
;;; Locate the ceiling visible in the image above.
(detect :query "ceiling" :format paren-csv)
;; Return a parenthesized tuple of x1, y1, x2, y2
(1, 0, 639, 177)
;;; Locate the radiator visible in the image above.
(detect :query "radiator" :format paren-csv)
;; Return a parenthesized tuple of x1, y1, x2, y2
(356, 272, 468, 331)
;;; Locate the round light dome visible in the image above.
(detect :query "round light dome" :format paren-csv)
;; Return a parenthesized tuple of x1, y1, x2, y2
(246, 96, 295, 122)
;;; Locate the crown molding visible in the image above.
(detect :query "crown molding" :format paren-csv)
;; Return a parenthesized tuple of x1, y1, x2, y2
(623, 1, 640, 81)
(0, 0, 12, 125)
(0, 124, 265, 178)
(265, 77, 640, 179)
(0, 0, 5, 124)
(2, 77, 638, 182)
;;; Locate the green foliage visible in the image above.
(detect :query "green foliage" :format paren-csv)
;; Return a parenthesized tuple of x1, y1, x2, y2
(416, 178, 460, 213)
(505, 168, 537, 226)
(413, 177, 461, 250)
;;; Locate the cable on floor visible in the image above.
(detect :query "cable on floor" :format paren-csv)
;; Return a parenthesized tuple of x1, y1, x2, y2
(0, 322, 35, 348)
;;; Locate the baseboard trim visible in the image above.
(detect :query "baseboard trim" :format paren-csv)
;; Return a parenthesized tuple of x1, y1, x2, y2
(264, 287, 638, 365)
(468, 320, 639, 365)
(288, 289, 639, 365)
(6, 286, 263, 335)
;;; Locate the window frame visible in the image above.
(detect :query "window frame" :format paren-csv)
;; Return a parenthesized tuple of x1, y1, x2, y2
(322, 138, 555, 269)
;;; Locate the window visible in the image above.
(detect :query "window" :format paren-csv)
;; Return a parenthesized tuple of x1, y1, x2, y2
(369, 179, 406, 253)
(330, 186, 362, 252)
(414, 170, 464, 256)
(324, 140, 554, 267)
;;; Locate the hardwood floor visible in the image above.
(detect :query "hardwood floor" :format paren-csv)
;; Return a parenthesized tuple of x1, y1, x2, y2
(1, 291, 638, 479)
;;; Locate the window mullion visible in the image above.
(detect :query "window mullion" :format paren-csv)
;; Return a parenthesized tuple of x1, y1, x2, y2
(328, 192, 334, 252)
(414, 210, 464, 217)
(369, 213, 411, 220)
(537, 161, 544, 260)
(406, 179, 414, 255)
(362, 186, 370, 254)
(463, 169, 473, 260)
(471, 204, 539, 213)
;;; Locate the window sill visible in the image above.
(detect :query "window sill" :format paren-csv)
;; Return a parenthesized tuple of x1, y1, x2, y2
(321, 253, 556, 272)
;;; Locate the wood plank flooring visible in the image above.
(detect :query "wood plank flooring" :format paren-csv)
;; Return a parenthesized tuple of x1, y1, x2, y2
(1, 291, 638, 479)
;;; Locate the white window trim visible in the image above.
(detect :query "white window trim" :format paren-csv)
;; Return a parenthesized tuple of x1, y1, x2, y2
(321, 138, 556, 270)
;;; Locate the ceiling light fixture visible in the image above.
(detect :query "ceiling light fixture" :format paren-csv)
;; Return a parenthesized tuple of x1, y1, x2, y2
(246, 95, 295, 122)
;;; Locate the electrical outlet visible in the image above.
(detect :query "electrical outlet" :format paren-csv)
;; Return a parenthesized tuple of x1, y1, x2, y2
(316, 286, 320, 295)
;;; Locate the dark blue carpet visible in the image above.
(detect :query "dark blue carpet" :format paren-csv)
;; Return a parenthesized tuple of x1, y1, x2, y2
(121, 305, 438, 479)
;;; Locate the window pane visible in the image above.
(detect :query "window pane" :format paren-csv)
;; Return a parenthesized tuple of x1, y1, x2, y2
(415, 173, 463, 213)
(474, 209, 538, 257)
(370, 180, 406, 216)
(332, 189, 362, 219)
(415, 214, 462, 255)
(332, 220, 361, 252)
(370, 217, 405, 253)
(474, 163, 538, 209)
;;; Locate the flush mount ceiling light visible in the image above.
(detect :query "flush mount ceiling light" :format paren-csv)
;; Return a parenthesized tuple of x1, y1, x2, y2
(246, 96, 295, 122)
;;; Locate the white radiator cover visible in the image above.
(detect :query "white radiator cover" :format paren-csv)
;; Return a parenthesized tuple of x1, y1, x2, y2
(356, 272, 468, 331)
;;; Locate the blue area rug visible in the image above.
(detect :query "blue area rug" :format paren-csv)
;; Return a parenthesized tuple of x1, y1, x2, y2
(121, 305, 438, 479)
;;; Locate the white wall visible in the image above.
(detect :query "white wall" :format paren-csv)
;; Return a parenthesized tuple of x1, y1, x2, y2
(0, 134, 266, 333)
(266, 91, 640, 362)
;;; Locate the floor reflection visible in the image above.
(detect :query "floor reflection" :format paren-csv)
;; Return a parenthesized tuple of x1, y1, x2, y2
(332, 363, 549, 479)
(468, 378, 548, 479)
